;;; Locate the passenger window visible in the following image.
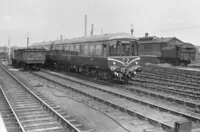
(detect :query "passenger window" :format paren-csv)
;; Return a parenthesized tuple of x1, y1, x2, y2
(83, 45, 89, 55)
(109, 41, 120, 56)
(89, 44, 95, 55)
(74, 45, 80, 55)
(96, 44, 102, 56)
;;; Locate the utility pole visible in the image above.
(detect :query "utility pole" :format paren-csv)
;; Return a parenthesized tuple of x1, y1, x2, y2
(101, 28, 103, 35)
(84, 14, 87, 36)
(90, 24, 93, 36)
(27, 32, 29, 48)
(8, 36, 10, 61)
(4, 44, 6, 61)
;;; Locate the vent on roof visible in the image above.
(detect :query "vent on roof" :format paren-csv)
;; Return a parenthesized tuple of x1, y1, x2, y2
(145, 33, 149, 37)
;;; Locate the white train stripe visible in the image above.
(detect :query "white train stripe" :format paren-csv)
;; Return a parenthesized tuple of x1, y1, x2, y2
(108, 57, 140, 66)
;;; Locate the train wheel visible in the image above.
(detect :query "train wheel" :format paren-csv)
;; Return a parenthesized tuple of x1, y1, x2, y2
(123, 76, 129, 83)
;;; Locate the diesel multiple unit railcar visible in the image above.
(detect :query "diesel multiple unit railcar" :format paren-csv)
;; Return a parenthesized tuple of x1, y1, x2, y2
(11, 48, 46, 70)
(31, 33, 142, 82)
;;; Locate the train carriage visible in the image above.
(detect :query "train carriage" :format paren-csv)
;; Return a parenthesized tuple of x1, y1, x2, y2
(31, 33, 141, 81)
(11, 48, 46, 70)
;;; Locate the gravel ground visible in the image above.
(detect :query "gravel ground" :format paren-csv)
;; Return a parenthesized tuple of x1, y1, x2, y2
(4, 62, 168, 132)
(24, 72, 165, 132)
(36, 72, 189, 126)
(41, 70, 200, 129)
(46, 70, 200, 116)
(7, 69, 131, 132)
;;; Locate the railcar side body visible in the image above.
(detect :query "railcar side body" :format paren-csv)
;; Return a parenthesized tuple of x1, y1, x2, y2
(30, 33, 141, 81)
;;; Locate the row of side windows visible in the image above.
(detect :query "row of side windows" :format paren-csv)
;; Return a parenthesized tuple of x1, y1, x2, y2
(46, 43, 103, 56)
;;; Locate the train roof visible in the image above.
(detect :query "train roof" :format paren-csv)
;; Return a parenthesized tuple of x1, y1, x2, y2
(31, 33, 138, 46)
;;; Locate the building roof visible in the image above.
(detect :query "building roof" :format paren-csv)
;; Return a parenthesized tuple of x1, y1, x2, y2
(139, 36, 184, 44)
(31, 32, 138, 46)
(31, 41, 54, 46)
(0, 47, 6, 53)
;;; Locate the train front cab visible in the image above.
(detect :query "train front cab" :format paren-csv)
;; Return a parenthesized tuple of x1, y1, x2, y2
(107, 40, 141, 81)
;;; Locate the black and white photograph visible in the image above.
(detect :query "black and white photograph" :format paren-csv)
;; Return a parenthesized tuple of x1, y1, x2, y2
(0, 0, 200, 132)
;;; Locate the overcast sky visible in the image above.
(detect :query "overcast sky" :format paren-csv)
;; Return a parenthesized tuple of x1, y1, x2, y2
(1, 0, 200, 47)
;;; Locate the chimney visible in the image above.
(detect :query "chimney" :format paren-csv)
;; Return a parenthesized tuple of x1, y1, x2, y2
(90, 24, 93, 36)
(60, 35, 63, 40)
(84, 14, 87, 36)
(145, 33, 149, 37)
(130, 24, 134, 35)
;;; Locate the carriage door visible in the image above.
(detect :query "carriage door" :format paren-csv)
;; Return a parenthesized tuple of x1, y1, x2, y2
(102, 43, 107, 57)
(131, 41, 138, 56)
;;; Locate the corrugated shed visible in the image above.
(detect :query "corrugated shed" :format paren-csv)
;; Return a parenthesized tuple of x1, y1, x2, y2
(0, 47, 5, 53)
(31, 41, 53, 46)
(139, 36, 184, 45)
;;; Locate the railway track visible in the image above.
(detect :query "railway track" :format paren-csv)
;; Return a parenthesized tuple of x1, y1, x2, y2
(131, 77, 200, 99)
(0, 84, 23, 132)
(30, 70, 200, 132)
(142, 65, 200, 81)
(141, 67, 200, 85)
(130, 67, 200, 102)
(129, 80, 200, 108)
(0, 63, 91, 132)
(137, 70, 199, 87)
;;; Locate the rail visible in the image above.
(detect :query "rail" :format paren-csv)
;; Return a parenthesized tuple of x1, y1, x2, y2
(0, 113, 8, 132)
(41, 70, 200, 122)
(34, 70, 175, 132)
(0, 62, 83, 132)
(0, 84, 26, 132)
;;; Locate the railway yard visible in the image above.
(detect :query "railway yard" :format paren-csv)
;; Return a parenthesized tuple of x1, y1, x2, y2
(1, 0, 200, 131)
(0, 61, 199, 132)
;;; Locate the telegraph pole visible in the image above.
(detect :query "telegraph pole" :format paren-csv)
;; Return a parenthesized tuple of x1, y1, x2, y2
(84, 14, 87, 36)
(90, 24, 93, 36)
(8, 36, 10, 61)
(27, 32, 29, 48)
(101, 28, 103, 35)
(4, 44, 6, 61)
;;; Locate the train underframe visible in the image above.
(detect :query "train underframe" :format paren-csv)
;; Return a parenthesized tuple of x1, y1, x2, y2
(160, 58, 191, 66)
(12, 59, 42, 70)
(45, 60, 137, 82)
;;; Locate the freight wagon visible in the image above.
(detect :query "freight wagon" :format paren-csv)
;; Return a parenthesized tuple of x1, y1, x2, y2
(11, 48, 46, 70)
